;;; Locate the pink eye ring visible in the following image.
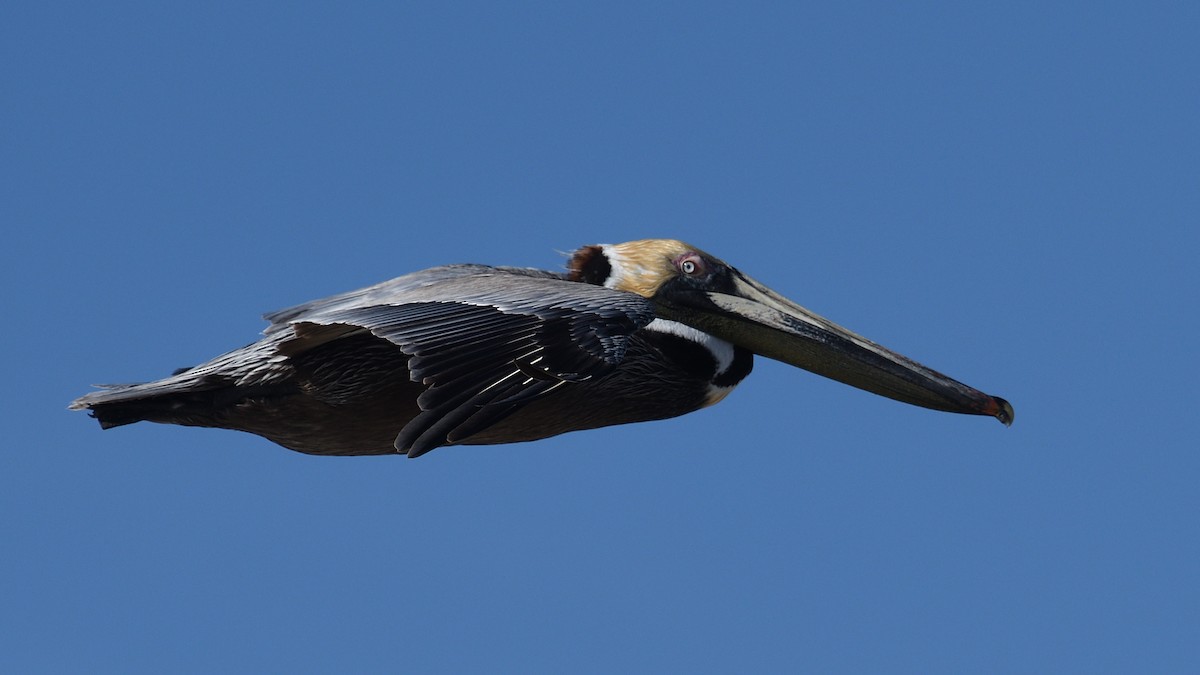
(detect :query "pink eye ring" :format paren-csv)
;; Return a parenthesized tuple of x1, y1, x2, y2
(677, 254, 705, 276)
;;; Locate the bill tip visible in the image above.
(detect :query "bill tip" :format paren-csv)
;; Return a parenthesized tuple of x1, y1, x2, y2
(991, 396, 1014, 426)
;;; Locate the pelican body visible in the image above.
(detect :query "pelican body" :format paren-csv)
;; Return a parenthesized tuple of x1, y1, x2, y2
(71, 239, 1012, 457)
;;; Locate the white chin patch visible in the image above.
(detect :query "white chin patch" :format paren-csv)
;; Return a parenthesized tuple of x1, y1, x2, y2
(644, 318, 736, 374)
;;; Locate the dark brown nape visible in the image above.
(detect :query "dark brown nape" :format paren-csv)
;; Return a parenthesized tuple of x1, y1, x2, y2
(566, 245, 610, 286)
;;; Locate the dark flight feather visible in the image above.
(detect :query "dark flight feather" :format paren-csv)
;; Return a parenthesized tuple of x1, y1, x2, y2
(269, 268, 658, 455)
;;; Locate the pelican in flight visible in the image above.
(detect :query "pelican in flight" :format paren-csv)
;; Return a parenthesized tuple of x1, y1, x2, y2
(71, 239, 1013, 457)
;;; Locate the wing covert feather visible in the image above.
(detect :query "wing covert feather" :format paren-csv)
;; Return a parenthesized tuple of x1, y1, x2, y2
(274, 267, 657, 456)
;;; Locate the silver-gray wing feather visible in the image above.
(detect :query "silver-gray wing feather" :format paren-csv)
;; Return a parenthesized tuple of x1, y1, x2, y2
(273, 265, 657, 456)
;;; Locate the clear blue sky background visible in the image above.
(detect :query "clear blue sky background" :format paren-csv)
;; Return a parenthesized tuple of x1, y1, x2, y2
(3, 2, 1197, 672)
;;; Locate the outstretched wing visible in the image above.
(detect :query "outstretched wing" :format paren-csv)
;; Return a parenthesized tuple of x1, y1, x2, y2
(274, 266, 656, 457)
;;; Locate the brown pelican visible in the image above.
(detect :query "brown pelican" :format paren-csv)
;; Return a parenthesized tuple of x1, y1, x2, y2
(70, 239, 1013, 457)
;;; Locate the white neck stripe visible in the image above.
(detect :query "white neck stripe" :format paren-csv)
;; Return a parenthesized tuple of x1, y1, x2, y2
(644, 318, 736, 375)
(600, 244, 635, 290)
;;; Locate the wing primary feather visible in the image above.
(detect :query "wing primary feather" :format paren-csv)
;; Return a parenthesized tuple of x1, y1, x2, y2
(402, 370, 530, 457)
(439, 379, 559, 450)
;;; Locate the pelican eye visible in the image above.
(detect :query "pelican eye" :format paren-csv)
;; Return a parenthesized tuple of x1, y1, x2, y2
(677, 254, 705, 276)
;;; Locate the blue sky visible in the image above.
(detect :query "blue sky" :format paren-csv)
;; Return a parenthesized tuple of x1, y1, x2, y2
(3, 2, 1197, 672)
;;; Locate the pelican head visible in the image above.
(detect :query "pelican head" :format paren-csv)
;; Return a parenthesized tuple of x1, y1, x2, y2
(570, 239, 1013, 425)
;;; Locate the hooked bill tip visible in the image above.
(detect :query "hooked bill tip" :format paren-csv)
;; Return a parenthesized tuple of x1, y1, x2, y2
(989, 396, 1015, 426)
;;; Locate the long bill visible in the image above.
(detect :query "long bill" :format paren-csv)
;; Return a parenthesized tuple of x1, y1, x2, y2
(658, 271, 1014, 425)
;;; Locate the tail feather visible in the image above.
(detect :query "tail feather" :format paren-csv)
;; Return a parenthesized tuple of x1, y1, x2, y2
(81, 393, 176, 429)
(71, 379, 223, 429)
(72, 336, 293, 433)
